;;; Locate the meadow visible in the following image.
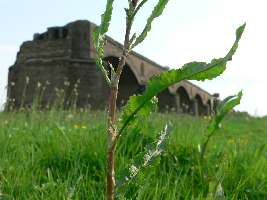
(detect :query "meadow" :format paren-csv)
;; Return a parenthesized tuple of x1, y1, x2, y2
(0, 110, 267, 199)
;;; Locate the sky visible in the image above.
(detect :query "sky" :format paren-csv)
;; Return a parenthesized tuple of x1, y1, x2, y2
(0, 0, 266, 116)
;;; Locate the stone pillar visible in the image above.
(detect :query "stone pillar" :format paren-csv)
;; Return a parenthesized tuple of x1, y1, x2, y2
(210, 100, 215, 116)
(193, 99, 199, 117)
(175, 94, 180, 113)
(206, 104, 210, 116)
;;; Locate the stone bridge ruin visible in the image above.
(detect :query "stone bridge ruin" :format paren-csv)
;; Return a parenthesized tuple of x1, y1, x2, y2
(7, 20, 218, 116)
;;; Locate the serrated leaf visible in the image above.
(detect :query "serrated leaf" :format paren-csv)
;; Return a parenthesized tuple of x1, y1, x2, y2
(187, 23, 245, 80)
(208, 91, 243, 133)
(132, 0, 149, 20)
(119, 24, 246, 135)
(119, 95, 158, 129)
(215, 94, 236, 113)
(200, 91, 243, 160)
(92, 0, 115, 85)
(116, 123, 172, 189)
(132, 0, 170, 48)
(93, 0, 114, 46)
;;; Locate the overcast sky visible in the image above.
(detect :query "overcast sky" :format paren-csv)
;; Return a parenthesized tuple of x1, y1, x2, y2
(0, 0, 266, 116)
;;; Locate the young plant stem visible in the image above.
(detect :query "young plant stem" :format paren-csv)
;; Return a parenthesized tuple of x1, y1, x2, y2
(106, 57, 127, 200)
(200, 134, 212, 163)
(200, 131, 214, 162)
(107, 86, 118, 200)
(106, 2, 137, 199)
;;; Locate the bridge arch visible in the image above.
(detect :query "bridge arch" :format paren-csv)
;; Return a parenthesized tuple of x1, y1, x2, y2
(158, 89, 176, 112)
(206, 99, 212, 115)
(103, 56, 142, 107)
(195, 94, 206, 116)
(176, 86, 192, 114)
(104, 43, 143, 85)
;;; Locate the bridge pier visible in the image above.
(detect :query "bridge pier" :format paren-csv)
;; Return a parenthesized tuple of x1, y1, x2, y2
(175, 95, 180, 113)
(193, 99, 199, 117)
(206, 104, 210, 116)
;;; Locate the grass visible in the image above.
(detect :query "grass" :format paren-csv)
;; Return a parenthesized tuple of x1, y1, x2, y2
(0, 110, 267, 199)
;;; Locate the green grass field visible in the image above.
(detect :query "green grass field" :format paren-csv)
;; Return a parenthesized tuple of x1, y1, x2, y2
(0, 110, 267, 199)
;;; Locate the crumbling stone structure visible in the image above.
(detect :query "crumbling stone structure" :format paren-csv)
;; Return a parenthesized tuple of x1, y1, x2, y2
(7, 20, 217, 115)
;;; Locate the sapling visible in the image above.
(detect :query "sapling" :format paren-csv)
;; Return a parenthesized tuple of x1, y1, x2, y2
(196, 91, 243, 198)
(93, 1, 245, 199)
(200, 91, 243, 162)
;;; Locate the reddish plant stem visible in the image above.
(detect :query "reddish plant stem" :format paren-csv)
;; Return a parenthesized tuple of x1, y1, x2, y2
(106, 86, 118, 200)
(106, 56, 127, 200)
(106, 2, 138, 199)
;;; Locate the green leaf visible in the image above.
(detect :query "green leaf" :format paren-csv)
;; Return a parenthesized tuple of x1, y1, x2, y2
(208, 91, 243, 133)
(93, 0, 114, 46)
(116, 123, 172, 189)
(188, 23, 246, 81)
(131, 0, 170, 48)
(132, 0, 149, 19)
(119, 24, 246, 135)
(215, 95, 236, 113)
(200, 91, 243, 160)
(119, 95, 158, 129)
(92, 0, 115, 86)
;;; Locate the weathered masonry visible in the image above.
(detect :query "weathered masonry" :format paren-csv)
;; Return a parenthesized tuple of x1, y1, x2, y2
(7, 20, 218, 116)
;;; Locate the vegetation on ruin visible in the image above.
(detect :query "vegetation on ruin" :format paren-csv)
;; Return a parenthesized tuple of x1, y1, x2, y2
(0, 111, 267, 199)
(93, 0, 245, 199)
